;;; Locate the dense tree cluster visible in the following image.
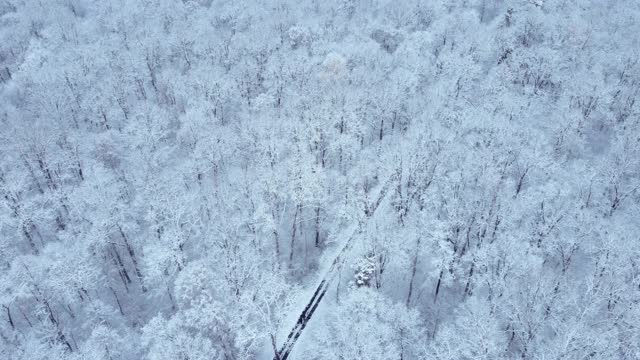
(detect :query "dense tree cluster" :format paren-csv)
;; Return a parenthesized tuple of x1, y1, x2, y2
(1, 0, 639, 359)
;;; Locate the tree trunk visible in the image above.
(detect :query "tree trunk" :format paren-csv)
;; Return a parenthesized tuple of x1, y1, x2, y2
(118, 225, 147, 292)
(406, 237, 421, 306)
(314, 206, 321, 248)
(289, 205, 300, 268)
(110, 243, 132, 289)
(434, 269, 444, 303)
(3, 305, 14, 330)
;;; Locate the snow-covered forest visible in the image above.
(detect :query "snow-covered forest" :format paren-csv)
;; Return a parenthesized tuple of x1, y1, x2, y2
(1, 0, 640, 359)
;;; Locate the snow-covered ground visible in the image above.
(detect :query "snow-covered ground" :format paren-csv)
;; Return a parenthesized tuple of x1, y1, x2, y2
(1, 1, 640, 359)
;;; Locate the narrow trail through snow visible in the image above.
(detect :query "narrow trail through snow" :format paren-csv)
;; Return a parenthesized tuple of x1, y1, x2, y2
(274, 174, 397, 360)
